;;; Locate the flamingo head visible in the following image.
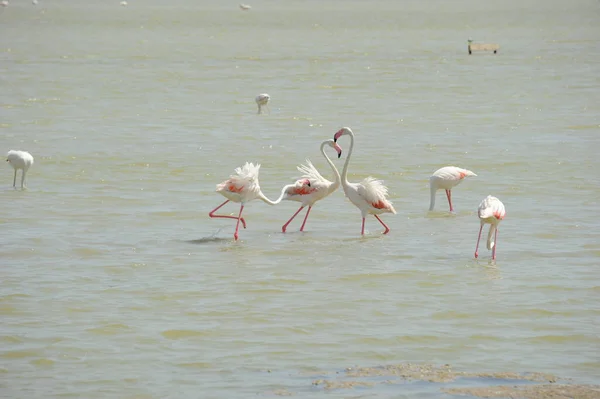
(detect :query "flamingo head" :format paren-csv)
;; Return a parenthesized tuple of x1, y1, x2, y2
(324, 139, 343, 158)
(333, 127, 352, 142)
(301, 179, 311, 187)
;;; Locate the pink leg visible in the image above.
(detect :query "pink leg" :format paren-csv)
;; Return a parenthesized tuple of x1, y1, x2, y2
(233, 205, 245, 241)
(492, 227, 498, 260)
(299, 206, 312, 232)
(374, 215, 390, 234)
(282, 206, 304, 233)
(209, 200, 247, 229)
(361, 217, 366, 235)
(445, 189, 454, 212)
(474, 223, 483, 258)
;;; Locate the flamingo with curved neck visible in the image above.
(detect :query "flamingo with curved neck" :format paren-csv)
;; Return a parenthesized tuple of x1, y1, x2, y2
(333, 127, 396, 235)
(280, 139, 342, 233)
(209, 162, 287, 240)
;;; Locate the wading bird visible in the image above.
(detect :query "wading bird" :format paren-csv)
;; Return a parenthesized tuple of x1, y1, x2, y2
(333, 127, 396, 235)
(6, 150, 34, 189)
(255, 93, 270, 114)
(429, 166, 477, 212)
(209, 162, 284, 241)
(474, 195, 506, 260)
(280, 139, 342, 233)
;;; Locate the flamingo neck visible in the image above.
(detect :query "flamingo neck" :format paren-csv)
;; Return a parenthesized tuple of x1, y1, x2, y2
(321, 141, 341, 192)
(258, 186, 286, 205)
(429, 180, 437, 211)
(340, 130, 354, 188)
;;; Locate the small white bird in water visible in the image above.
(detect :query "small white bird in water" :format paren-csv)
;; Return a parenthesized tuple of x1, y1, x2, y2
(1, 1, 9, 7)
(474, 195, 506, 260)
(6, 150, 34, 189)
(120, 1, 128, 6)
(429, 166, 477, 212)
(255, 93, 270, 114)
(32, 0, 38, 5)
(239, 4, 251, 11)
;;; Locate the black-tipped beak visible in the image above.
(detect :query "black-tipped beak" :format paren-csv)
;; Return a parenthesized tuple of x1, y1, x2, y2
(333, 137, 338, 143)
(338, 151, 342, 159)
(307, 181, 311, 187)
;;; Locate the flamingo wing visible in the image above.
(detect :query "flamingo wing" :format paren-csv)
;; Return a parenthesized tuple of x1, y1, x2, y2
(296, 159, 330, 185)
(357, 177, 396, 213)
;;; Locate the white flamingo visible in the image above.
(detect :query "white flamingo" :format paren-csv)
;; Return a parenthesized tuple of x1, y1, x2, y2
(209, 162, 284, 241)
(239, 3, 251, 11)
(429, 166, 477, 212)
(255, 93, 270, 114)
(474, 195, 506, 260)
(280, 139, 342, 233)
(6, 150, 34, 189)
(333, 127, 396, 235)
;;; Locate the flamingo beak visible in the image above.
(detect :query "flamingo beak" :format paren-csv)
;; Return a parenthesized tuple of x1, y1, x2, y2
(334, 143, 343, 158)
(333, 129, 343, 143)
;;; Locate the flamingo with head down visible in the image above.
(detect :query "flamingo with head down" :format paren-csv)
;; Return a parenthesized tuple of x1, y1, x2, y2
(474, 195, 506, 260)
(280, 139, 342, 233)
(333, 127, 396, 235)
(429, 166, 477, 212)
(209, 162, 284, 241)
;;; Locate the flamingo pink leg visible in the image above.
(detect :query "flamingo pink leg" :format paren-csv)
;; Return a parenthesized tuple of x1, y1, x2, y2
(361, 217, 366, 235)
(374, 215, 390, 234)
(282, 206, 304, 233)
(492, 228, 498, 260)
(445, 189, 454, 212)
(209, 200, 247, 229)
(474, 224, 483, 258)
(299, 206, 312, 232)
(233, 205, 245, 241)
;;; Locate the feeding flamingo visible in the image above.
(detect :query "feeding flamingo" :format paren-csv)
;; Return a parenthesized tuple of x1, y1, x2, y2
(333, 127, 396, 235)
(474, 195, 506, 260)
(255, 93, 270, 114)
(6, 150, 34, 189)
(209, 162, 284, 241)
(280, 139, 342, 233)
(429, 166, 477, 212)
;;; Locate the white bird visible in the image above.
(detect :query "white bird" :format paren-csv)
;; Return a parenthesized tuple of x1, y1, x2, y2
(474, 195, 506, 260)
(429, 166, 477, 212)
(32, 0, 38, 4)
(120, 1, 128, 6)
(6, 150, 34, 189)
(239, 3, 251, 10)
(280, 139, 343, 233)
(209, 162, 285, 241)
(333, 127, 396, 235)
(255, 93, 270, 114)
(0, 1, 9, 7)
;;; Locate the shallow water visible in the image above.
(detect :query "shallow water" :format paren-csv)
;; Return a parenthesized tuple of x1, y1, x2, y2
(1, 0, 599, 397)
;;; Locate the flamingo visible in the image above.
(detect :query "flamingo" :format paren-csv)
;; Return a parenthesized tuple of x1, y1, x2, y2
(239, 3, 251, 10)
(429, 166, 477, 212)
(333, 127, 396, 235)
(255, 93, 270, 114)
(280, 139, 343, 233)
(0, 0, 8, 7)
(474, 195, 506, 260)
(209, 162, 284, 241)
(6, 150, 34, 189)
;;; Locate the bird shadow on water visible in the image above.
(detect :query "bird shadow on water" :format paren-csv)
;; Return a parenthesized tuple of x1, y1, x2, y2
(182, 229, 232, 245)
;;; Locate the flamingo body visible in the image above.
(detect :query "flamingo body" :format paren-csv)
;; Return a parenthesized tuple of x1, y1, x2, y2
(255, 93, 270, 114)
(6, 150, 34, 189)
(210, 162, 284, 240)
(429, 166, 476, 212)
(333, 127, 396, 235)
(239, 3, 251, 10)
(280, 139, 342, 232)
(474, 195, 506, 260)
